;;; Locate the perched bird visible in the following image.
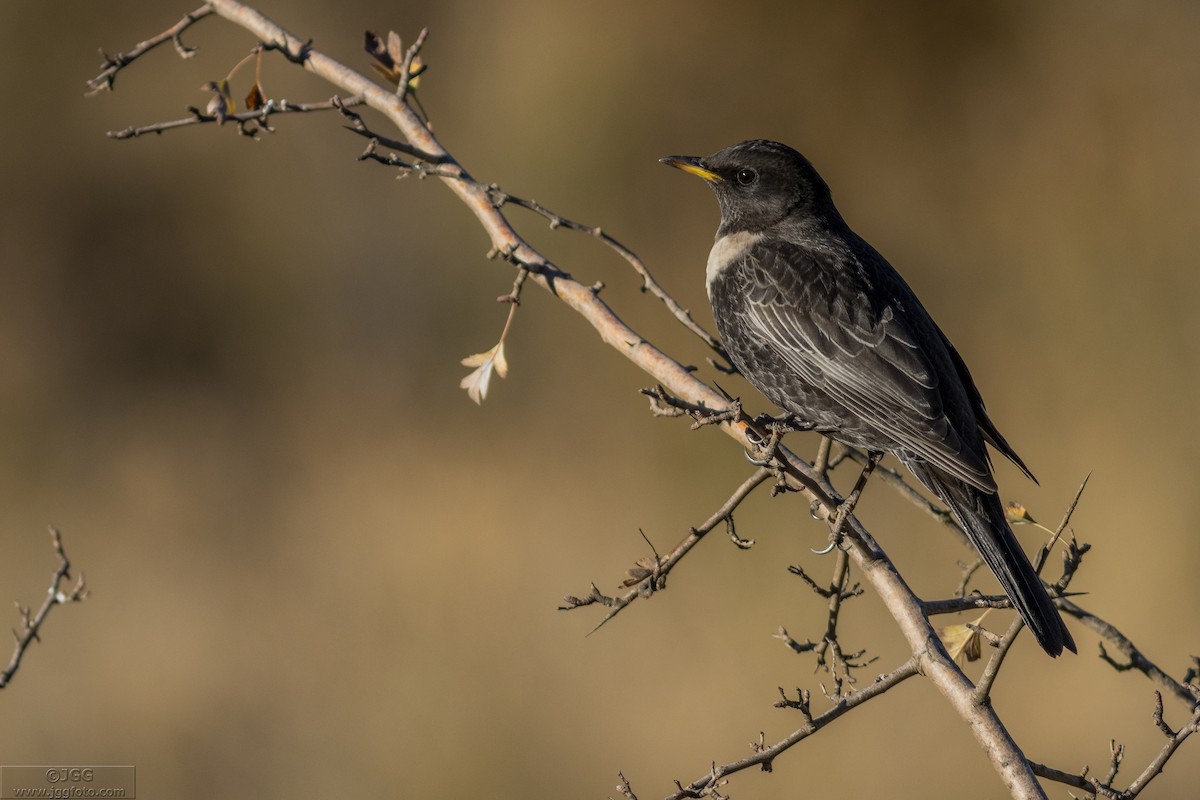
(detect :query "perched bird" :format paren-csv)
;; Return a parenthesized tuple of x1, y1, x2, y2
(662, 140, 1075, 657)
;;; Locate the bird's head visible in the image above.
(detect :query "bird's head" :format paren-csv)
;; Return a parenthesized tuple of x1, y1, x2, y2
(661, 140, 837, 235)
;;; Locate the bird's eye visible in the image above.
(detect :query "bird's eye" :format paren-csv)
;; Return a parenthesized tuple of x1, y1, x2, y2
(735, 168, 758, 186)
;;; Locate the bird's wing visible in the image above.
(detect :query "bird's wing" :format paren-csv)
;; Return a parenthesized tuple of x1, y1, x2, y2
(732, 238, 995, 492)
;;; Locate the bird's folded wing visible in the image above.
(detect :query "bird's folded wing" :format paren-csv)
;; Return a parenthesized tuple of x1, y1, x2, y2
(734, 239, 996, 492)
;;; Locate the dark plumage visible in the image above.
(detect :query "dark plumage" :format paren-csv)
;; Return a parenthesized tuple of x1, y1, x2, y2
(662, 140, 1075, 657)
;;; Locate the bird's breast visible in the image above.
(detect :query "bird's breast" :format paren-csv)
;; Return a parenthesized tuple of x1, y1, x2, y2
(706, 230, 765, 296)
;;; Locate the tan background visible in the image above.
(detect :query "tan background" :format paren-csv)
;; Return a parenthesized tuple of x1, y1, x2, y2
(1, 1, 1198, 797)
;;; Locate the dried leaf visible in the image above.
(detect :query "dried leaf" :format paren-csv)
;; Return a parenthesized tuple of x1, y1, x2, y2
(939, 611, 990, 663)
(244, 82, 265, 111)
(386, 30, 404, 66)
(364, 30, 393, 69)
(202, 80, 234, 124)
(459, 342, 508, 404)
(363, 29, 423, 90)
(369, 62, 394, 83)
(459, 365, 490, 405)
(406, 58, 423, 91)
(940, 623, 982, 663)
(622, 566, 652, 587)
(459, 347, 490, 368)
(492, 340, 508, 378)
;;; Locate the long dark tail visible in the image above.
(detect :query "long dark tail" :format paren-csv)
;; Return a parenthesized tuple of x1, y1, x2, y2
(909, 463, 1076, 657)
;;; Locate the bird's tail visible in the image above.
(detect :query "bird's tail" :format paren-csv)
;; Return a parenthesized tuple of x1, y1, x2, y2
(910, 463, 1076, 657)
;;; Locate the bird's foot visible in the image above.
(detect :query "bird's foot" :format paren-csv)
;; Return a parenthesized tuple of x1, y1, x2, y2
(689, 398, 743, 431)
(744, 412, 814, 465)
(811, 503, 857, 554)
(751, 411, 815, 437)
(810, 500, 856, 554)
(811, 451, 882, 555)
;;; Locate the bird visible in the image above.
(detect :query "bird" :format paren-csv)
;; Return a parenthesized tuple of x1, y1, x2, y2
(661, 139, 1075, 657)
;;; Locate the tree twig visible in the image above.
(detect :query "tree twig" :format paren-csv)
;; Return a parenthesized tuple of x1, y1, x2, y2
(660, 657, 920, 798)
(1062, 598, 1198, 708)
(0, 527, 89, 689)
(85, 5, 214, 95)
(108, 94, 366, 139)
(395, 27, 428, 106)
(560, 467, 773, 630)
(484, 187, 727, 361)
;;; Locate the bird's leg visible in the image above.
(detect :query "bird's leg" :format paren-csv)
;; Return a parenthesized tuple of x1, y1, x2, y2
(812, 450, 881, 555)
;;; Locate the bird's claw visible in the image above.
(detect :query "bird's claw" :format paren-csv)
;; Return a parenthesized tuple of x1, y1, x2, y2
(745, 413, 814, 465)
(744, 448, 771, 467)
(811, 536, 840, 556)
(810, 499, 846, 554)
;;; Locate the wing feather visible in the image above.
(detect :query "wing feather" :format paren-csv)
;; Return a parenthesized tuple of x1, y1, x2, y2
(732, 238, 995, 491)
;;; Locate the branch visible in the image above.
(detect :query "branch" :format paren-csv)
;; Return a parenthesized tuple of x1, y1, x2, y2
(1062, 597, 1198, 708)
(1036, 699, 1200, 799)
(336, 100, 446, 163)
(802, 455, 882, 693)
(85, 5, 214, 95)
(660, 657, 920, 798)
(559, 467, 773, 629)
(973, 616, 1026, 704)
(0, 527, 89, 689)
(924, 593, 1025, 616)
(107, 94, 366, 139)
(485, 188, 727, 360)
(831, 517, 1052, 798)
(344, 107, 725, 360)
(1108, 698, 1199, 798)
(394, 27, 427, 105)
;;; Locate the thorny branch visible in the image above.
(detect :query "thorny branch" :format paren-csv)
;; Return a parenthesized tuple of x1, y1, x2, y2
(656, 656, 922, 799)
(85, 5, 214, 95)
(1, 527, 89, 690)
(89, 4, 1197, 799)
(348, 109, 725, 357)
(559, 467, 773, 632)
(482, 186, 729, 362)
(784, 454, 881, 695)
(335, 97, 446, 165)
(1065, 598, 1198, 708)
(1102, 700, 1199, 799)
(108, 95, 367, 140)
(1039, 700, 1200, 800)
(809, 551, 871, 683)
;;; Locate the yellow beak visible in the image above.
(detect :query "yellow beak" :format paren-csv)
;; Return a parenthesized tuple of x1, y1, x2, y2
(660, 156, 722, 183)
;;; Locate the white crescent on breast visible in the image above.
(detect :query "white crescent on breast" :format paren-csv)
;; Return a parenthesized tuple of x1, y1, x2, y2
(706, 230, 764, 295)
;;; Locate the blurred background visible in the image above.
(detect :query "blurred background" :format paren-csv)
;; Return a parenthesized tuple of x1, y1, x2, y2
(1, 1, 1197, 797)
